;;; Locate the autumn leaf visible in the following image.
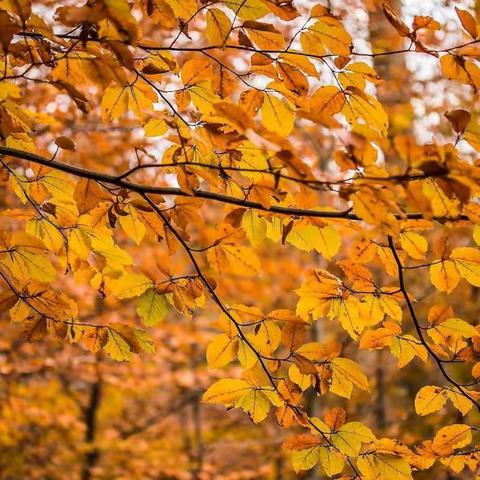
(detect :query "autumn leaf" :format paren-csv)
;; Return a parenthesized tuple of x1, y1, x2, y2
(330, 357, 369, 398)
(202, 378, 251, 406)
(450, 247, 480, 286)
(260, 93, 294, 136)
(206, 333, 238, 367)
(415, 385, 447, 416)
(432, 424, 472, 455)
(136, 288, 169, 326)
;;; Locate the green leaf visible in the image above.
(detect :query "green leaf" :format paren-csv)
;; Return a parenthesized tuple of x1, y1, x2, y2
(137, 289, 169, 326)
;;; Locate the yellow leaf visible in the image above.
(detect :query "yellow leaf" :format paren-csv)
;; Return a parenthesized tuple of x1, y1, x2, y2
(207, 244, 260, 276)
(352, 189, 396, 229)
(206, 8, 231, 45)
(134, 329, 155, 354)
(144, 118, 168, 137)
(446, 388, 474, 416)
(26, 218, 64, 252)
(390, 334, 428, 368)
(359, 328, 393, 349)
(400, 232, 428, 259)
(127, 81, 156, 119)
(427, 317, 478, 345)
(343, 87, 389, 134)
(237, 140, 270, 181)
(451, 247, 480, 286)
(440, 55, 469, 84)
(237, 389, 270, 423)
(297, 342, 341, 361)
(189, 81, 220, 114)
(319, 446, 345, 477)
(316, 225, 341, 260)
(85, 226, 133, 267)
(31, 166, 75, 203)
(206, 333, 238, 367)
(359, 295, 385, 326)
(296, 269, 341, 322)
(202, 378, 251, 405)
(279, 52, 318, 77)
(357, 454, 413, 480)
(338, 62, 380, 90)
(378, 295, 403, 322)
(430, 260, 460, 293)
(307, 85, 345, 123)
(244, 20, 285, 49)
(422, 178, 461, 217)
(333, 296, 363, 340)
(432, 424, 472, 455)
(74, 179, 108, 214)
(286, 224, 340, 259)
(261, 94, 294, 136)
(104, 0, 138, 41)
(181, 59, 213, 86)
(164, 0, 198, 19)
(0, 232, 56, 283)
(118, 205, 146, 245)
(330, 357, 369, 398)
(104, 329, 133, 361)
(292, 447, 320, 473)
(223, 0, 269, 20)
(101, 85, 129, 123)
(108, 272, 152, 299)
(253, 320, 281, 354)
(286, 224, 319, 252)
(301, 17, 352, 56)
(331, 422, 375, 457)
(67, 228, 91, 261)
(237, 337, 258, 369)
(288, 364, 311, 391)
(415, 386, 447, 416)
(242, 210, 267, 246)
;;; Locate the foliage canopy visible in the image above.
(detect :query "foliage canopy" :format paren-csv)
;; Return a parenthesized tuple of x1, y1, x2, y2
(3, 0, 480, 478)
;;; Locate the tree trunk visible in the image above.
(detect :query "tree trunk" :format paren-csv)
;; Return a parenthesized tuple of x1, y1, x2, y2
(81, 377, 102, 480)
(368, 0, 411, 432)
(369, 0, 413, 137)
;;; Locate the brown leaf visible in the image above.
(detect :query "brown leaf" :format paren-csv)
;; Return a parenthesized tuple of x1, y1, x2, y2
(74, 179, 108, 214)
(324, 407, 346, 431)
(55, 136, 76, 151)
(455, 7, 478, 39)
(445, 109, 471, 135)
(21, 317, 47, 341)
(382, 3, 410, 37)
(282, 433, 322, 451)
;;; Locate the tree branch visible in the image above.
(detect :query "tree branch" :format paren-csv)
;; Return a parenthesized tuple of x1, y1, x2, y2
(387, 235, 480, 412)
(0, 146, 468, 222)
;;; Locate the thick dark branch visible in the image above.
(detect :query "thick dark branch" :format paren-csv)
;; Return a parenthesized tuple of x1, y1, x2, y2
(0, 147, 468, 222)
(15, 31, 480, 61)
(81, 374, 102, 480)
